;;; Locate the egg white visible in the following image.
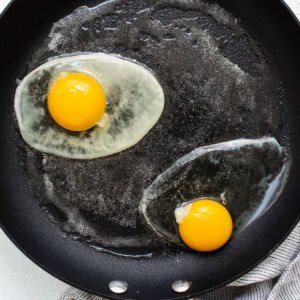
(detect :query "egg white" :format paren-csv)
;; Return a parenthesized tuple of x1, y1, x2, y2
(15, 53, 165, 159)
(139, 137, 286, 246)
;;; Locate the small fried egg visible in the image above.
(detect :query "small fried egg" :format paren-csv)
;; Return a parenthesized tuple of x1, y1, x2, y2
(175, 199, 233, 252)
(139, 137, 288, 251)
(15, 53, 165, 159)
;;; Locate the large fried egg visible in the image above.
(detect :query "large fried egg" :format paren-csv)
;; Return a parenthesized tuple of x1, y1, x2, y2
(15, 53, 165, 159)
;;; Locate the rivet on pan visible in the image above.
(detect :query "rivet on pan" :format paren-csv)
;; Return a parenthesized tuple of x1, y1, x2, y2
(109, 280, 128, 294)
(172, 280, 191, 293)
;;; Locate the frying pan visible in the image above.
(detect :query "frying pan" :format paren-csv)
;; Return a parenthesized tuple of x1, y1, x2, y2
(0, 0, 300, 299)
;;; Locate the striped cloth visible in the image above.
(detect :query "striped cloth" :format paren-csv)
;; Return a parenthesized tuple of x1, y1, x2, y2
(61, 222, 300, 300)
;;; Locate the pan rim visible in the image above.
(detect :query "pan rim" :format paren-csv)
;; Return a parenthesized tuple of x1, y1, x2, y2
(0, 0, 300, 299)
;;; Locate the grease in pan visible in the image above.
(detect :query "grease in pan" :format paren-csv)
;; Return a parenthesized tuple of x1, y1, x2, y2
(20, 0, 289, 254)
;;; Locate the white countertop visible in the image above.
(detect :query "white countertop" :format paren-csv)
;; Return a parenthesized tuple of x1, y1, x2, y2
(0, 1, 300, 299)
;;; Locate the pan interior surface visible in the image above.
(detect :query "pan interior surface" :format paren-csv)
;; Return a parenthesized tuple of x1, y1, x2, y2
(0, 0, 300, 299)
(20, 0, 288, 252)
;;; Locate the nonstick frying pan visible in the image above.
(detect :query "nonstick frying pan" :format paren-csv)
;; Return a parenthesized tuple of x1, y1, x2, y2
(1, 0, 300, 299)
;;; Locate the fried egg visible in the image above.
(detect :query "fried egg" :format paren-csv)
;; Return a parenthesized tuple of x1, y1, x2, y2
(15, 53, 165, 159)
(139, 137, 288, 251)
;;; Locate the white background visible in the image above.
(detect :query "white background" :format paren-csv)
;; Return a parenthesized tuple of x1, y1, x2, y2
(0, 0, 300, 299)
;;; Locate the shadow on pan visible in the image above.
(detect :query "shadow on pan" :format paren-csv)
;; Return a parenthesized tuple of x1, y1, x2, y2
(0, 0, 300, 299)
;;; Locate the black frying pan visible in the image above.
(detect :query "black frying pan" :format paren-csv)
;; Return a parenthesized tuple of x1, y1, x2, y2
(0, 0, 300, 299)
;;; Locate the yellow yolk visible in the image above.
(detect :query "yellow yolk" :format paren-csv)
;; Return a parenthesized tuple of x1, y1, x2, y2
(177, 199, 233, 252)
(48, 72, 106, 132)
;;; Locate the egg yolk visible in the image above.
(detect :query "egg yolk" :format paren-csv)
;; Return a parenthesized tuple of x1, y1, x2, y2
(178, 199, 233, 252)
(48, 72, 106, 132)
